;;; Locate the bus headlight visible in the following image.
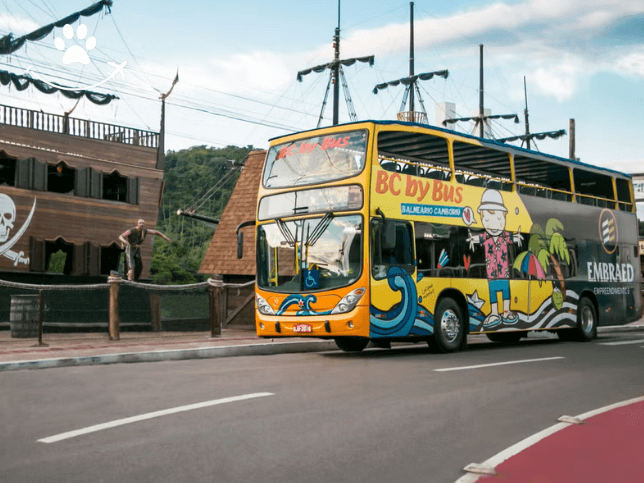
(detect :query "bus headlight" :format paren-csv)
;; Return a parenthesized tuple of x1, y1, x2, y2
(256, 295, 276, 315)
(331, 288, 365, 314)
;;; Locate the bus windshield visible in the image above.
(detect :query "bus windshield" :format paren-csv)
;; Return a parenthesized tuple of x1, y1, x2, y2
(263, 130, 368, 188)
(257, 215, 363, 292)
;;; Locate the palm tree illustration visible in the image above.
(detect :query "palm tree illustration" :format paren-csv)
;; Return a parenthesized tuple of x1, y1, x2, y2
(515, 218, 571, 301)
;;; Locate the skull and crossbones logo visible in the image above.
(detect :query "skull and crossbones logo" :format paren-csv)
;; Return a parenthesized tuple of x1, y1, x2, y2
(0, 194, 35, 266)
(0, 193, 15, 243)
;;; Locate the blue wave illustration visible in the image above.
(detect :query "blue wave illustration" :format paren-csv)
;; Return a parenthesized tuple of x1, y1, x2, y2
(370, 267, 434, 337)
(277, 294, 332, 316)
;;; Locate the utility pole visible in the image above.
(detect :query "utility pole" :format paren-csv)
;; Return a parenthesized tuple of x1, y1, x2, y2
(569, 118, 576, 160)
(157, 71, 179, 170)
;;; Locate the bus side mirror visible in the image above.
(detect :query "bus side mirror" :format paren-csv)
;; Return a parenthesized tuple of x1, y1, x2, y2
(237, 232, 244, 259)
(383, 221, 396, 250)
(235, 220, 256, 259)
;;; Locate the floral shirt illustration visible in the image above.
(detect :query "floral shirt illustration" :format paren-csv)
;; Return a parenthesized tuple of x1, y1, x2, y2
(481, 231, 511, 279)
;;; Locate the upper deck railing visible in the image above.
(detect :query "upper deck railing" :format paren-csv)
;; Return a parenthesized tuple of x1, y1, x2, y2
(0, 103, 159, 149)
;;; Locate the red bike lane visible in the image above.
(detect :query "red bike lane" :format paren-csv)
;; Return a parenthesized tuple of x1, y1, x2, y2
(466, 397, 644, 483)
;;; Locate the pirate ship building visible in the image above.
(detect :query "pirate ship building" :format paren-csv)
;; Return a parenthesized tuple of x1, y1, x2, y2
(0, 104, 164, 323)
(0, 1, 168, 326)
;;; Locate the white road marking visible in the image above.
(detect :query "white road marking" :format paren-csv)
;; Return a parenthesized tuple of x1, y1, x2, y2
(38, 392, 274, 444)
(454, 395, 644, 483)
(434, 356, 564, 372)
(597, 339, 644, 346)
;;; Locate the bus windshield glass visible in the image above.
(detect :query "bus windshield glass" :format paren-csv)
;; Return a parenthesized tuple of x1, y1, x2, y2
(257, 215, 363, 292)
(263, 130, 368, 188)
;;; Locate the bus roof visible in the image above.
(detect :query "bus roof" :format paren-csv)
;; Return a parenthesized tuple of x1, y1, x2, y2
(269, 120, 632, 180)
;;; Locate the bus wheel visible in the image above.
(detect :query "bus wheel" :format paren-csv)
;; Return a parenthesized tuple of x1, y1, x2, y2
(557, 298, 597, 342)
(430, 298, 465, 353)
(334, 337, 369, 352)
(486, 332, 523, 344)
(576, 297, 597, 341)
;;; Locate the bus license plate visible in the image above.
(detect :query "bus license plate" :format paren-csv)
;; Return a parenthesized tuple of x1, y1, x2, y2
(293, 324, 312, 333)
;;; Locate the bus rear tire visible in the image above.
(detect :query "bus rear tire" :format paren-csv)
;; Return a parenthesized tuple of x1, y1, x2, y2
(429, 298, 465, 353)
(486, 332, 523, 344)
(334, 337, 369, 352)
(557, 297, 597, 342)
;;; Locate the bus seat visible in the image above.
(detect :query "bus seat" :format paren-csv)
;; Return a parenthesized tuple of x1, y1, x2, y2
(381, 161, 401, 172)
(467, 177, 486, 187)
(402, 164, 418, 176)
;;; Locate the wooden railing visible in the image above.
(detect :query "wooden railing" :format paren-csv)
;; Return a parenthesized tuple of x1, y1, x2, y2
(0, 104, 159, 148)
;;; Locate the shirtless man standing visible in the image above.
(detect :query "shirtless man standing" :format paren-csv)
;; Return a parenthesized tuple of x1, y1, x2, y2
(119, 219, 172, 281)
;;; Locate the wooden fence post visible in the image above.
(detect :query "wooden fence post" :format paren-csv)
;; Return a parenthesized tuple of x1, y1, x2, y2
(108, 274, 121, 340)
(209, 284, 222, 338)
(36, 289, 48, 347)
(149, 293, 162, 332)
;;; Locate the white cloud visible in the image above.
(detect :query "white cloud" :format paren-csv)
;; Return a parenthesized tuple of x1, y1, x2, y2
(0, 16, 39, 35)
(617, 50, 644, 78)
(531, 58, 584, 101)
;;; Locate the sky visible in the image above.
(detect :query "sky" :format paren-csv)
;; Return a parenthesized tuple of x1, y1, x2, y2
(0, 0, 643, 178)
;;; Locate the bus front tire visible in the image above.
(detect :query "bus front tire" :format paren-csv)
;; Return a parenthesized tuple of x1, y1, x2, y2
(334, 337, 369, 352)
(429, 298, 465, 353)
(557, 297, 597, 342)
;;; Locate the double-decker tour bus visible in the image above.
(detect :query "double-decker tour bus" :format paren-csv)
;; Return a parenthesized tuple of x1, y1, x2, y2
(239, 121, 641, 352)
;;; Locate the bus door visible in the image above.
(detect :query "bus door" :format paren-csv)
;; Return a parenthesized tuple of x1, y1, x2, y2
(370, 219, 416, 337)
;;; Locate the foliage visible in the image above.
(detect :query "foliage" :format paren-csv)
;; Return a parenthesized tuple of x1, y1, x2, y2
(150, 145, 253, 284)
(48, 250, 66, 273)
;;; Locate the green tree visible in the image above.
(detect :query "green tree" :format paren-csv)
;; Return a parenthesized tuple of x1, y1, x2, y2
(150, 144, 253, 284)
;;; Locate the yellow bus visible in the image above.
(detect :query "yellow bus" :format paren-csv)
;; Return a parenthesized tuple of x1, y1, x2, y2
(240, 121, 641, 352)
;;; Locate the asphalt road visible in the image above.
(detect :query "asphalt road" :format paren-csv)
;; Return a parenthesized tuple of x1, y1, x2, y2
(2, 331, 643, 483)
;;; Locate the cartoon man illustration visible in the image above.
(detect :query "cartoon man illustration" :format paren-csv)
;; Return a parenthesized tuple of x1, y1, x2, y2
(467, 189, 522, 327)
(119, 219, 172, 281)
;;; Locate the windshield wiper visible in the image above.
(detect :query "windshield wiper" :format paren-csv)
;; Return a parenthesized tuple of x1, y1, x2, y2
(306, 212, 334, 247)
(276, 218, 296, 247)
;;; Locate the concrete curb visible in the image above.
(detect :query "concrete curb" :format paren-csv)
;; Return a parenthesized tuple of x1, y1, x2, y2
(1, 324, 642, 372)
(598, 324, 644, 333)
(0, 340, 339, 372)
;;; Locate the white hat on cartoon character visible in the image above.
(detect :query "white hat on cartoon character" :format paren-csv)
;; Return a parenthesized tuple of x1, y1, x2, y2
(477, 189, 507, 213)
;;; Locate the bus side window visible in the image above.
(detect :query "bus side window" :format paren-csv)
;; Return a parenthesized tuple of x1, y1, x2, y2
(461, 227, 487, 278)
(416, 237, 433, 273)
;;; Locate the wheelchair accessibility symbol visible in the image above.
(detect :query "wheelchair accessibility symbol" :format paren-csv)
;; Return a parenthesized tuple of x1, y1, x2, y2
(303, 269, 319, 289)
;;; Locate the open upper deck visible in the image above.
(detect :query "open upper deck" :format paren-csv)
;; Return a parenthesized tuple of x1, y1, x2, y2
(267, 120, 635, 213)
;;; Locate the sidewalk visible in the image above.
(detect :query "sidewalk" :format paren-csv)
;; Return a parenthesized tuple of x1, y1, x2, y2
(0, 328, 338, 371)
(0, 320, 643, 372)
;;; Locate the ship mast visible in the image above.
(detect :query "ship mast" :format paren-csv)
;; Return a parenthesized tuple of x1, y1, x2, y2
(297, 0, 375, 127)
(372, 2, 449, 124)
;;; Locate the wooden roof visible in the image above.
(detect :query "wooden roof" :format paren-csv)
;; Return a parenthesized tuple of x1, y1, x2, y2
(199, 149, 265, 275)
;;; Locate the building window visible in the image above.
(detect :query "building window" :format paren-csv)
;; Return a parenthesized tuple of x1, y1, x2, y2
(45, 239, 74, 275)
(0, 154, 16, 186)
(48, 162, 75, 194)
(103, 171, 128, 202)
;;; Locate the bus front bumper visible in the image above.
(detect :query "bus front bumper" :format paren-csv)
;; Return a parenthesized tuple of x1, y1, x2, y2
(256, 305, 370, 338)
